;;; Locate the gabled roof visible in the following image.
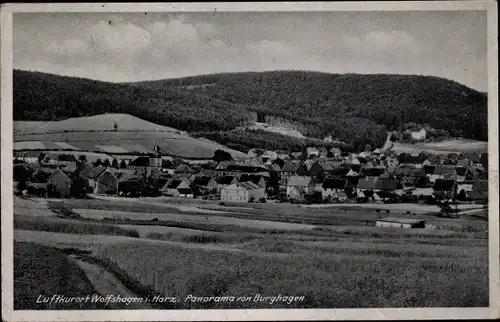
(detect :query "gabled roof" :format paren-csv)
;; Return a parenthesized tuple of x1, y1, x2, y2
(239, 174, 265, 186)
(215, 175, 236, 185)
(165, 179, 183, 189)
(192, 176, 214, 187)
(319, 161, 343, 171)
(287, 176, 312, 187)
(322, 178, 347, 190)
(88, 165, 107, 179)
(433, 178, 456, 191)
(47, 168, 70, 182)
(281, 162, 300, 172)
(223, 182, 262, 191)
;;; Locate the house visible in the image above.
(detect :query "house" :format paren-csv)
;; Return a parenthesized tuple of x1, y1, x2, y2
(376, 217, 426, 229)
(14, 151, 43, 164)
(306, 147, 319, 158)
(290, 151, 303, 160)
(433, 178, 457, 200)
(286, 176, 314, 199)
(275, 150, 290, 160)
(161, 179, 193, 197)
(357, 177, 399, 195)
(394, 165, 426, 186)
(92, 168, 119, 195)
(46, 169, 72, 198)
(409, 128, 427, 141)
(455, 167, 469, 183)
(191, 176, 218, 194)
(278, 162, 308, 187)
(429, 165, 456, 183)
(423, 165, 436, 182)
(43, 153, 79, 166)
(248, 148, 265, 158)
(468, 178, 488, 203)
(329, 147, 342, 157)
(238, 174, 267, 190)
(322, 178, 347, 200)
(220, 182, 265, 202)
(128, 156, 150, 176)
(318, 147, 328, 157)
(361, 167, 386, 178)
(309, 161, 344, 181)
(215, 175, 237, 192)
(263, 150, 278, 160)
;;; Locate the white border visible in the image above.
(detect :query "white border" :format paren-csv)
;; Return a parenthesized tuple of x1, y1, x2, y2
(1, 2, 498, 321)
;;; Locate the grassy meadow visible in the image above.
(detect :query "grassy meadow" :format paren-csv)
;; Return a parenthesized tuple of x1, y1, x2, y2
(13, 196, 489, 309)
(14, 242, 106, 310)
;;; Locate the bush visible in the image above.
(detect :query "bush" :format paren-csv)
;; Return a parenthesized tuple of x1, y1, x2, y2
(259, 197, 267, 203)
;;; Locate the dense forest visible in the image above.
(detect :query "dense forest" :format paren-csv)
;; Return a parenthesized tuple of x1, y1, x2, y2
(195, 129, 344, 153)
(14, 70, 487, 153)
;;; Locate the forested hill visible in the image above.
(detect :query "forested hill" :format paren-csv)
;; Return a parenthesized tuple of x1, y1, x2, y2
(133, 71, 488, 142)
(14, 69, 487, 152)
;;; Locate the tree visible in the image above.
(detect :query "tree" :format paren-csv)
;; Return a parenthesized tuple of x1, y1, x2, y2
(17, 180, 28, 192)
(38, 153, 45, 164)
(94, 159, 102, 167)
(78, 155, 87, 163)
(102, 159, 111, 167)
(70, 176, 90, 198)
(114, 123, 118, 131)
(213, 149, 233, 162)
(120, 160, 127, 168)
(112, 159, 119, 168)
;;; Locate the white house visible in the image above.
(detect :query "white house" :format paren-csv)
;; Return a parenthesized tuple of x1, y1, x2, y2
(410, 128, 427, 141)
(220, 182, 265, 202)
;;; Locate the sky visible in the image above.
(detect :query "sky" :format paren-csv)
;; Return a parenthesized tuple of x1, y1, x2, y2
(13, 11, 487, 91)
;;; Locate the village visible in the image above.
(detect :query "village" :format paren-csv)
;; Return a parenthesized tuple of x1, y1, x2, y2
(12, 125, 489, 216)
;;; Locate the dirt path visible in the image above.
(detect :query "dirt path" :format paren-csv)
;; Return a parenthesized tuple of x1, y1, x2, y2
(68, 255, 152, 309)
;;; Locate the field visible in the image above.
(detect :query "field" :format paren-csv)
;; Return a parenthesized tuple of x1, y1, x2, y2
(391, 139, 487, 155)
(13, 113, 249, 159)
(13, 196, 489, 309)
(14, 242, 106, 310)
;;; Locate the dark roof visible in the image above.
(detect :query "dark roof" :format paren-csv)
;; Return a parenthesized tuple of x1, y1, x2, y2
(472, 179, 488, 192)
(331, 167, 350, 177)
(166, 179, 183, 189)
(319, 161, 343, 171)
(423, 165, 436, 175)
(361, 167, 386, 177)
(177, 188, 193, 195)
(192, 176, 214, 187)
(281, 162, 300, 172)
(129, 156, 150, 167)
(322, 178, 347, 190)
(433, 179, 456, 191)
(30, 170, 52, 183)
(215, 176, 235, 185)
(467, 190, 488, 201)
(89, 165, 107, 179)
(455, 167, 468, 176)
(239, 174, 265, 186)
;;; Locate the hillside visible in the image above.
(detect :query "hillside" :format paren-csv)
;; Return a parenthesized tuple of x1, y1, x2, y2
(13, 114, 249, 160)
(14, 69, 487, 152)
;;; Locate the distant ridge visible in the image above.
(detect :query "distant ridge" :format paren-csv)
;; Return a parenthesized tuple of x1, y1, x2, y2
(14, 69, 487, 152)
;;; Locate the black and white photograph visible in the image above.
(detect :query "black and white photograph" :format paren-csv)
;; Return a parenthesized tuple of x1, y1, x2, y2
(1, 2, 498, 321)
